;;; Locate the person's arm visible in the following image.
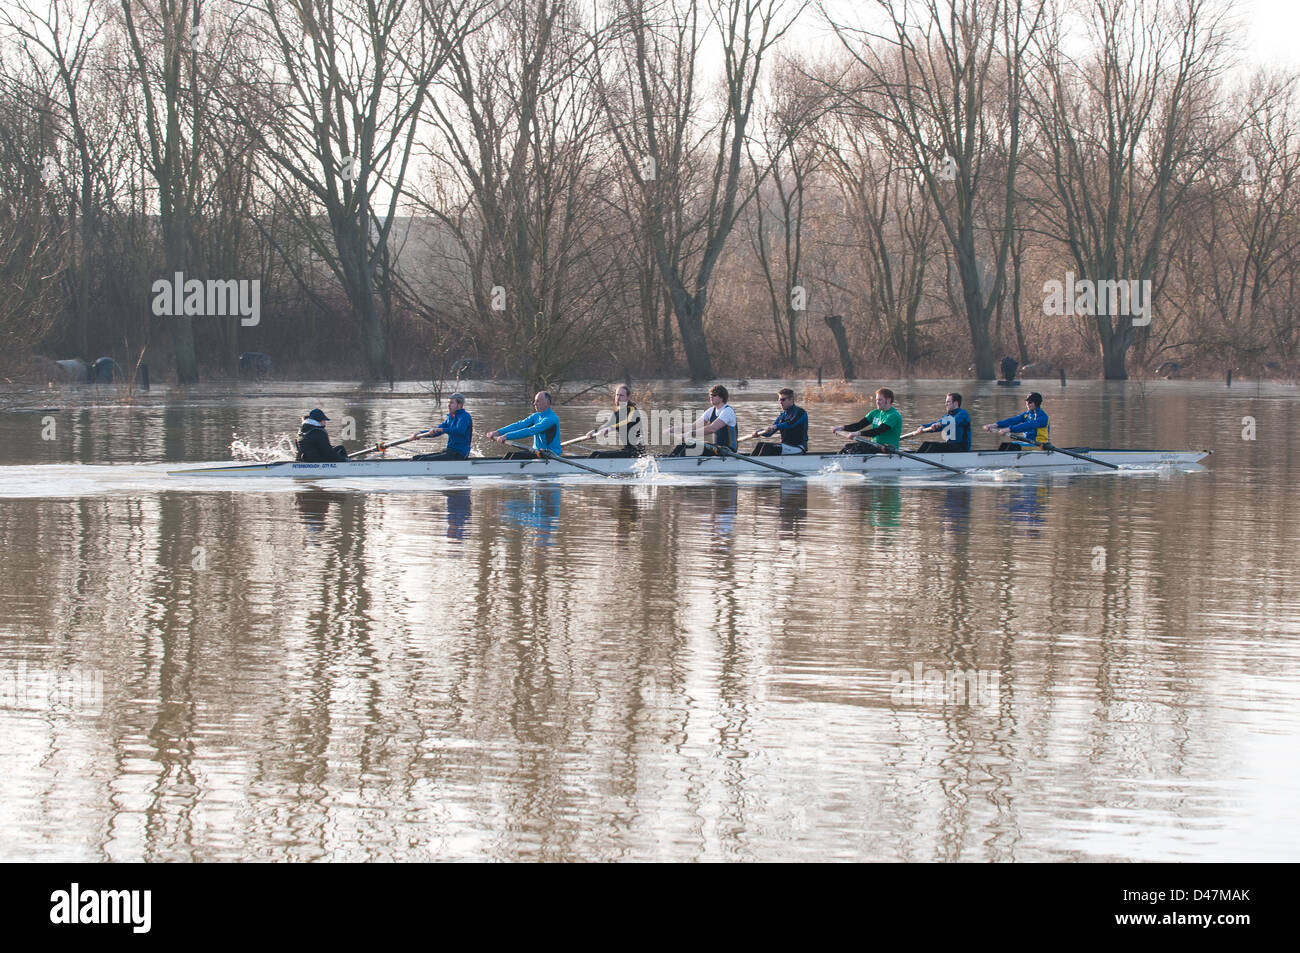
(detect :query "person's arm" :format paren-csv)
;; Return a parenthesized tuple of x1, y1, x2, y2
(495, 413, 538, 439)
(986, 410, 1024, 433)
(700, 416, 727, 435)
(905, 418, 941, 438)
(501, 411, 557, 440)
(671, 409, 710, 439)
(837, 415, 871, 433)
(416, 414, 450, 439)
(771, 408, 806, 432)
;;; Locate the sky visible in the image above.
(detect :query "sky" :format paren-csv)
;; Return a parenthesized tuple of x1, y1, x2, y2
(806, 0, 1300, 75)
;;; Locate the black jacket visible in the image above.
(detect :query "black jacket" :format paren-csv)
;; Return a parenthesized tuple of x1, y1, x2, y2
(296, 423, 347, 462)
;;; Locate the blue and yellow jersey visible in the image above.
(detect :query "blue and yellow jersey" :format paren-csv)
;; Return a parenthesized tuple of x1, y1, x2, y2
(996, 408, 1050, 445)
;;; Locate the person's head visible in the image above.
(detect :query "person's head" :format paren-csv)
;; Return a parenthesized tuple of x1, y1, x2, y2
(875, 387, 894, 410)
(777, 387, 795, 408)
(533, 391, 552, 411)
(1026, 392, 1043, 410)
(946, 392, 962, 411)
(613, 384, 630, 405)
(304, 408, 329, 424)
(709, 384, 729, 405)
(449, 393, 465, 413)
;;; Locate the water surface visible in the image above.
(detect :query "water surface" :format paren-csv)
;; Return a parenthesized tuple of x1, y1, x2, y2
(0, 379, 1296, 861)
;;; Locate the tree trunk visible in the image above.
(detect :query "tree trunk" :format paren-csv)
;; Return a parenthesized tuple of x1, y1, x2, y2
(964, 282, 995, 379)
(165, 225, 199, 384)
(824, 314, 856, 379)
(1099, 318, 1131, 380)
(671, 287, 713, 380)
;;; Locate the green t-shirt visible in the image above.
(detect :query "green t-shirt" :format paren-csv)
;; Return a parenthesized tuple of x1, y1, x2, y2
(865, 407, 902, 448)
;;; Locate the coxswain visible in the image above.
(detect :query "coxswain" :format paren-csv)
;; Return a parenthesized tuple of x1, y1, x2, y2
(666, 384, 738, 456)
(585, 384, 645, 458)
(296, 408, 349, 462)
(903, 392, 971, 452)
(984, 391, 1050, 447)
(748, 388, 808, 456)
(411, 393, 472, 461)
(832, 387, 902, 453)
(487, 391, 562, 458)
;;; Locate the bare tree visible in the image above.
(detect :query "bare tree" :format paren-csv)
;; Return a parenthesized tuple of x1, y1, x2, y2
(1, 0, 125, 360)
(415, 0, 615, 391)
(815, 98, 940, 370)
(117, 0, 215, 383)
(597, 0, 805, 379)
(1026, 0, 1244, 378)
(0, 62, 68, 355)
(1173, 75, 1300, 375)
(234, 0, 489, 380)
(747, 59, 827, 371)
(824, 0, 1043, 379)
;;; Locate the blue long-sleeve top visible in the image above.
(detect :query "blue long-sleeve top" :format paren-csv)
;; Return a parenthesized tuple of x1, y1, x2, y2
(498, 408, 562, 454)
(922, 408, 971, 450)
(427, 409, 472, 456)
(762, 405, 809, 450)
(995, 408, 1050, 445)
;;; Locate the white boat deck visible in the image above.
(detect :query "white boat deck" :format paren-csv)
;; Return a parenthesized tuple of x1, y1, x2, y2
(169, 448, 1211, 480)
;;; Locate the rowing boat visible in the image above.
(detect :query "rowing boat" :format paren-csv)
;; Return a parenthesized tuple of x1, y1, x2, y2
(168, 447, 1210, 479)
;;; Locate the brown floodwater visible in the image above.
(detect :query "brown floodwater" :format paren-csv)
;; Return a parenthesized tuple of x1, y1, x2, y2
(0, 378, 1296, 861)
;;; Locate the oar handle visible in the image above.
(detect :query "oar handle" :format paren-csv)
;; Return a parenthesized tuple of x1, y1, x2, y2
(347, 435, 420, 459)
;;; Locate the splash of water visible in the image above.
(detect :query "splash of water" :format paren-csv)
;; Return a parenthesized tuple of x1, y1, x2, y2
(230, 433, 295, 462)
(630, 453, 676, 483)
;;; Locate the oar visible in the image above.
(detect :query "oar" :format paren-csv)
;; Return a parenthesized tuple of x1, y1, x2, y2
(850, 435, 966, 475)
(503, 440, 609, 477)
(560, 434, 593, 447)
(1012, 439, 1119, 470)
(347, 435, 421, 459)
(712, 444, 804, 478)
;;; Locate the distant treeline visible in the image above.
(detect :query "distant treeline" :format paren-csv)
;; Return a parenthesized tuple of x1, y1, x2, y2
(1, 0, 1297, 388)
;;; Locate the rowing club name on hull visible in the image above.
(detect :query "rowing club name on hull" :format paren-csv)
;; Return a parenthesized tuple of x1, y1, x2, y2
(151, 271, 260, 326)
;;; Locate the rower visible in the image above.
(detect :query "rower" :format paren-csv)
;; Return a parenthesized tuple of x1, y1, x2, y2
(296, 408, 349, 462)
(584, 384, 645, 458)
(984, 391, 1049, 448)
(832, 387, 902, 453)
(902, 392, 971, 452)
(411, 392, 472, 461)
(666, 384, 738, 456)
(749, 388, 808, 456)
(487, 391, 562, 458)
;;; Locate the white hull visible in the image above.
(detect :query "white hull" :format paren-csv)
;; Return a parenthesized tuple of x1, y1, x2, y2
(169, 448, 1211, 480)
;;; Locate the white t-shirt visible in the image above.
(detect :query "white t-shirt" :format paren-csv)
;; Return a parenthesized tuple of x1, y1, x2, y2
(695, 404, 737, 430)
